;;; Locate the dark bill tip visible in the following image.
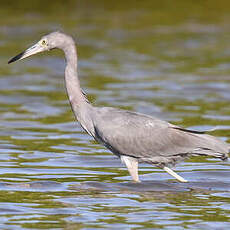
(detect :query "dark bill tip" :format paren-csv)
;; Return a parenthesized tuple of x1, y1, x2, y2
(8, 51, 25, 64)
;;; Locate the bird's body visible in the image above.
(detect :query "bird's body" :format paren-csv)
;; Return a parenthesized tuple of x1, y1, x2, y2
(8, 31, 230, 183)
(92, 106, 229, 163)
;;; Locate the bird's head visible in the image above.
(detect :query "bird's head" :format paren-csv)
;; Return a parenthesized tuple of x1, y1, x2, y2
(8, 31, 74, 64)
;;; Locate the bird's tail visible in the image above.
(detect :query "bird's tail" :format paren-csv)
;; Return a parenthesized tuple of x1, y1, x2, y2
(192, 147, 229, 161)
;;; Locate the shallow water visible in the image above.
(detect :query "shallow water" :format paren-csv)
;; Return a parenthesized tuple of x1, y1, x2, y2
(1, 0, 230, 229)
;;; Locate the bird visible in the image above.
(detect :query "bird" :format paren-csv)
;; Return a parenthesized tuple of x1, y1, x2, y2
(8, 31, 230, 183)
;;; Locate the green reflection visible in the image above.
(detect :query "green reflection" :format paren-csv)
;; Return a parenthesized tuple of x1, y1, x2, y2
(1, 0, 230, 229)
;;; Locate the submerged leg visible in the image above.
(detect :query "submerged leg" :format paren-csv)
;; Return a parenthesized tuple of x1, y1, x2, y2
(163, 166, 188, 183)
(121, 155, 140, 182)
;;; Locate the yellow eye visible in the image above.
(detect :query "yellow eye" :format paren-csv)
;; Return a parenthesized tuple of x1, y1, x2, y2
(41, 40, 46, 45)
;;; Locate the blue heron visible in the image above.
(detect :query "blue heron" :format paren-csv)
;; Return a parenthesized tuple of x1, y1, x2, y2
(8, 32, 230, 183)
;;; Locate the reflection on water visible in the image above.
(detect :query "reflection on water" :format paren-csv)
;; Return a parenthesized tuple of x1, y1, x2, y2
(1, 0, 230, 229)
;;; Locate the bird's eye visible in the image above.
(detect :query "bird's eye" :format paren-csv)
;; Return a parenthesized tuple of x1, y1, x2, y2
(41, 40, 46, 45)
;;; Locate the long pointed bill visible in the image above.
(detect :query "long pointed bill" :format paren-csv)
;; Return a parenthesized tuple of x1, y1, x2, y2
(8, 42, 45, 64)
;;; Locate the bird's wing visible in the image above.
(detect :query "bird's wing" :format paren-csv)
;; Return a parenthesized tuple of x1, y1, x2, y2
(92, 107, 229, 163)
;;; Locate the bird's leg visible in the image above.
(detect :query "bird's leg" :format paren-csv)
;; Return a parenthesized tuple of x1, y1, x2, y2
(163, 166, 188, 182)
(121, 155, 140, 182)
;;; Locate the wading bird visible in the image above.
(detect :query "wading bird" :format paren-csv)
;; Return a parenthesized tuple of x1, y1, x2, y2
(8, 32, 230, 183)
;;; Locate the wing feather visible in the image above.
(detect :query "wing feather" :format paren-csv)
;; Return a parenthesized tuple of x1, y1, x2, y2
(92, 107, 229, 164)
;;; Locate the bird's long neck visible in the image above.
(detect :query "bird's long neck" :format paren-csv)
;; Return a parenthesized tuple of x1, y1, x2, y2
(63, 40, 93, 133)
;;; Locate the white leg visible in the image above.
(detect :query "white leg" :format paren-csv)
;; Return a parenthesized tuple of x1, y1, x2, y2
(163, 166, 188, 183)
(121, 156, 140, 182)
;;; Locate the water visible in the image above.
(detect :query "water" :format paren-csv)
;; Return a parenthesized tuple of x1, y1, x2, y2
(1, 0, 230, 229)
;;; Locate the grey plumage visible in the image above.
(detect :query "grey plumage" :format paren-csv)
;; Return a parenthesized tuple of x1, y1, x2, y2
(92, 107, 229, 164)
(8, 31, 230, 183)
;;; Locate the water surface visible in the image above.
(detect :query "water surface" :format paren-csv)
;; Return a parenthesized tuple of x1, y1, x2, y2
(1, 1, 230, 229)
